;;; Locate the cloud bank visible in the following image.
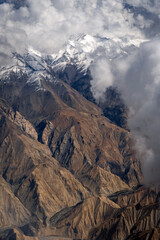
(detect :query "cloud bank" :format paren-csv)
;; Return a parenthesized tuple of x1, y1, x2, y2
(91, 36, 160, 185)
(0, 0, 144, 65)
(113, 38, 160, 185)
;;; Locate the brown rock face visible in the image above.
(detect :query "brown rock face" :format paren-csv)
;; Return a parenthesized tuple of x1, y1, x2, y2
(0, 73, 101, 124)
(16, 161, 89, 223)
(89, 186, 160, 240)
(0, 176, 30, 229)
(78, 164, 129, 197)
(44, 109, 142, 187)
(0, 74, 142, 189)
(49, 196, 120, 239)
(0, 72, 157, 239)
(0, 99, 89, 227)
(0, 103, 50, 186)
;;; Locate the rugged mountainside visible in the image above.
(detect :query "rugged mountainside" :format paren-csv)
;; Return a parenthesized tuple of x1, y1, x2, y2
(0, 71, 142, 187)
(0, 98, 89, 222)
(89, 186, 160, 240)
(0, 176, 30, 229)
(55, 65, 128, 129)
(0, 46, 159, 239)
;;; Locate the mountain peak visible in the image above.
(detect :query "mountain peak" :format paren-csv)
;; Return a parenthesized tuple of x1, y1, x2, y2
(0, 34, 143, 78)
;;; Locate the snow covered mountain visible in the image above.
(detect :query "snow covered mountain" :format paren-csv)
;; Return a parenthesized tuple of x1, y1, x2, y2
(0, 34, 145, 94)
(50, 34, 141, 72)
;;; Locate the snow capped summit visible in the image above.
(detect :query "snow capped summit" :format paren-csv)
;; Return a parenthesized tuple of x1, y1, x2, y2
(0, 34, 146, 89)
(49, 34, 144, 72)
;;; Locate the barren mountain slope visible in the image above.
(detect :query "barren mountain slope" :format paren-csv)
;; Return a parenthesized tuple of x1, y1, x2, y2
(0, 73, 142, 189)
(0, 73, 152, 240)
(49, 196, 120, 239)
(0, 176, 30, 230)
(89, 186, 160, 240)
(0, 99, 90, 228)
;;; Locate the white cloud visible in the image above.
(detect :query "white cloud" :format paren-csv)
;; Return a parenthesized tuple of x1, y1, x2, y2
(115, 39, 160, 184)
(89, 36, 160, 185)
(0, 0, 144, 65)
(90, 57, 114, 101)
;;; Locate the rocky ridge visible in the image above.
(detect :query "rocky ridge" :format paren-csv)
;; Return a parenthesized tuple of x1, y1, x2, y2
(0, 42, 159, 239)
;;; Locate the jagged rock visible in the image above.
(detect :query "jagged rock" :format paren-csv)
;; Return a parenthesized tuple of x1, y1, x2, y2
(9, 110, 37, 140)
(0, 113, 51, 186)
(0, 98, 37, 139)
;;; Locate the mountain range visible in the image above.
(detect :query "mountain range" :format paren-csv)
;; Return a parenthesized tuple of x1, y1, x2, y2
(0, 34, 159, 240)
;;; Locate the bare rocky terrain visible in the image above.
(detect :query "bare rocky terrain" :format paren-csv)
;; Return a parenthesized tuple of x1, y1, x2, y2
(0, 69, 159, 240)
